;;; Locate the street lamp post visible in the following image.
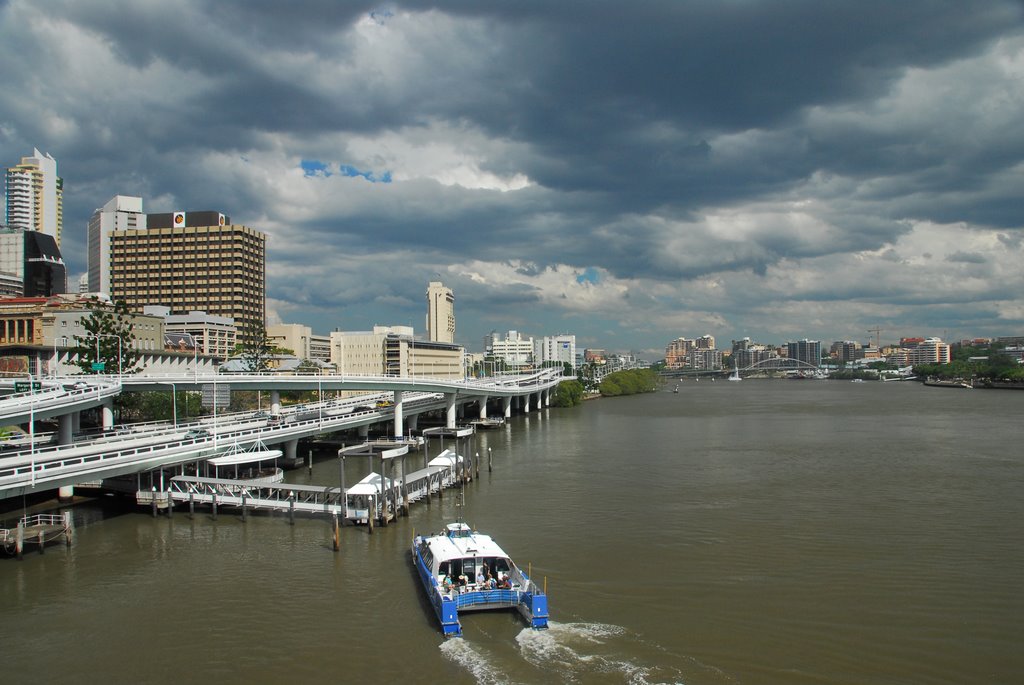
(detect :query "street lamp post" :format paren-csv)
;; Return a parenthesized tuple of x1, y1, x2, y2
(90, 333, 123, 380)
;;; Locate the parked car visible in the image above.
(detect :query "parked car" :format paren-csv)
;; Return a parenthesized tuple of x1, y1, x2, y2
(184, 428, 211, 440)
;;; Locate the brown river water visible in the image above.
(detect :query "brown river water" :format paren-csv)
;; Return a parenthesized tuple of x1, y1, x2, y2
(1, 379, 1022, 684)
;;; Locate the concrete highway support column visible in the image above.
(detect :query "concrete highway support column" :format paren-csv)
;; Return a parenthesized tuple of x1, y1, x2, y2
(59, 413, 75, 501)
(284, 439, 298, 462)
(478, 395, 489, 420)
(358, 424, 368, 437)
(270, 390, 281, 415)
(503, 397, 512, 418)
(101, 401, 114, 430)
(58, 414, 73, 445)
(393, 390, 404, 439)
(523, 392, 532, 413)
(72, 411, 81, 433)
(445, 393, 457, 429)
(408, 414, 419, 431)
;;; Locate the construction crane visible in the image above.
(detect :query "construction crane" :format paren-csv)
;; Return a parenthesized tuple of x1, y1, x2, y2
(867, 327, 882, 350)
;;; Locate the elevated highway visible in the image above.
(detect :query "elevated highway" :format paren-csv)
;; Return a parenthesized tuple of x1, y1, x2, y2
(0, 369, 562, 501)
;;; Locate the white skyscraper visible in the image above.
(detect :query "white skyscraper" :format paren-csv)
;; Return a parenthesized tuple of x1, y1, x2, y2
(426, 281, 455, 344)
(87, 195, 146, 295)
(4, 148, 63, 246)
(535, 334, 577, 371)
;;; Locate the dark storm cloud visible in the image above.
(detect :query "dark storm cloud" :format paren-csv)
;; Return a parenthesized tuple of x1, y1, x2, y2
(2, 0, 1023, 351)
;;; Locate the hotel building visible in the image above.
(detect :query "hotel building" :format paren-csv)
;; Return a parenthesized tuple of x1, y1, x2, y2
(426, 281, 455, 344)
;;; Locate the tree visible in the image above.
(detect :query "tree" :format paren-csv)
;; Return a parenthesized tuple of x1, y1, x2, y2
(551, 379, 585, 407)
(236, 321, 273, 372)
(599, 369, 659, 396)
(69, 300, 139, 375)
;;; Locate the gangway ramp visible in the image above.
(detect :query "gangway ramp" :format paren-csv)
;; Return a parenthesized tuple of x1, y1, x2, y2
(157, 476, 350, 518)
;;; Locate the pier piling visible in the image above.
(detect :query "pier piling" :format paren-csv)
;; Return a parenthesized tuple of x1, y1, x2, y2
(63, 512, 72, 547)
(488, 447, 492, 472)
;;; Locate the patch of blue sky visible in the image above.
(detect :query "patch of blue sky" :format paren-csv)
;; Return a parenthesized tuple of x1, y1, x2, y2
(301, 160, 331, 177)
(300, 160, 392, 183)
(339, 165, 392, 183)
(576, 267, 600, 285)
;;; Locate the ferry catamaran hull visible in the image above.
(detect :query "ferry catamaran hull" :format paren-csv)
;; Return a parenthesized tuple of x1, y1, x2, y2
(411, 522, 548, 637)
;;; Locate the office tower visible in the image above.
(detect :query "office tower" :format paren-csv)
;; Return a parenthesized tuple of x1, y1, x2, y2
(0, 228, 67, 296)
(4, 148, 63, 246)
(109, 210, 266, 343)
(88, 195, 146, 295)
(535, 334, 576, 371)
(426, 281, 455, 343)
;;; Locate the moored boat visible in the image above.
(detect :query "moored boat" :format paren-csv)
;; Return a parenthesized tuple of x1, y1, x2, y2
(411, 522, 548, 637)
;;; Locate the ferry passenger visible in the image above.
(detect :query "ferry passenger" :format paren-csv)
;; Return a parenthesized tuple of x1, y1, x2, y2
(476, 566, 487, 585)
(487, 573, 497, 589)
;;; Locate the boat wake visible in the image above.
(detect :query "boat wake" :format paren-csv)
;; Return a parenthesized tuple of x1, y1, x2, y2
(439, 638, 518, 685)
(515, 621, 687, 684)
(440, 620, 732, 684)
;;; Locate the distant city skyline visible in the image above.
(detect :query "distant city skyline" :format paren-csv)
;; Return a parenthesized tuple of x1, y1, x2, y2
(2, 2, 1023, 358)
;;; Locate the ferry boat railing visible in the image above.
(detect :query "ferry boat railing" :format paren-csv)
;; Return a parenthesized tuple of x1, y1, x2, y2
(454, 588, 519, 609)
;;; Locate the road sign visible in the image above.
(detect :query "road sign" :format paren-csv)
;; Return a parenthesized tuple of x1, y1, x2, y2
(14, 381, 42, 392)
(91, 362, 106, 371)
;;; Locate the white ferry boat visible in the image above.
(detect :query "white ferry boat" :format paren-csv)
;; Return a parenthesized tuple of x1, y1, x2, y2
(411, 522, 549, 637)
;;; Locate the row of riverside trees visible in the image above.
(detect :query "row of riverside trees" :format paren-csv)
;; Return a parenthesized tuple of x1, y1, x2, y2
(913, 342, 1024, 383)
(597, 368, 660, 396)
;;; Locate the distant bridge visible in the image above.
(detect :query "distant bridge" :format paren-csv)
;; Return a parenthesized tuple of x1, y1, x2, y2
(661, 358, 820, 378)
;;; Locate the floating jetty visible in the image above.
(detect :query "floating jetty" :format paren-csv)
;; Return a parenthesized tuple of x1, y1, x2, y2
(137, 445, 473, 530)
(0, 513, 73, 557)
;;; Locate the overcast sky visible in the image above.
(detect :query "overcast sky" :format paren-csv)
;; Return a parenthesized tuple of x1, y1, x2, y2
(3, 1, 1023, 358)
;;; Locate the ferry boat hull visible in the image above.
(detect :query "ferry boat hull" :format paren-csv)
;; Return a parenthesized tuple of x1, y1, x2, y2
(411, 523, 548, 637)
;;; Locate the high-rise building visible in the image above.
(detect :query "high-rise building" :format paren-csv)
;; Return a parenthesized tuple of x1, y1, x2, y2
(4, 149, 63, 246)
(535, 334, 576, 371)
(109, 210, 266, 343)
(426, 281, 455, 343)
(787, 339, 821, 367)
(665, 337, 695, 369)
(907, 337, 950, 365)
(0, 228, 67, 296)
(88, 195, 146, 295)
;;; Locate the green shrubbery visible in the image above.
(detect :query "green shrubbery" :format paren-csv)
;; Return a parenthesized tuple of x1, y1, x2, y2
(598, 369, 659, 396)
(551, 379, 585, 407)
